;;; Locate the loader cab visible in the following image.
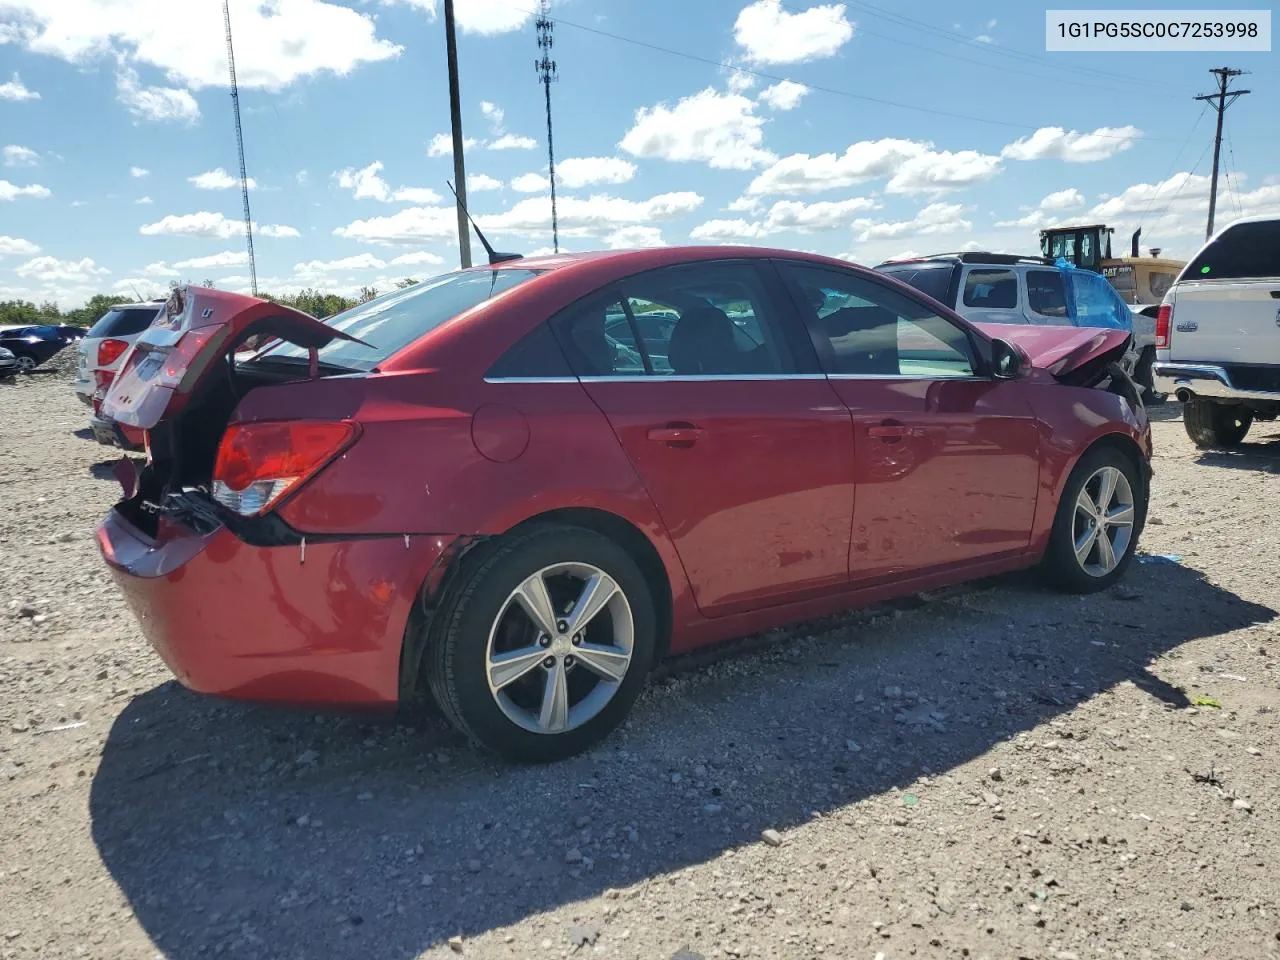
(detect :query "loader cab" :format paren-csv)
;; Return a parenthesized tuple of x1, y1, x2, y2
(1039, 224, 1113, 274)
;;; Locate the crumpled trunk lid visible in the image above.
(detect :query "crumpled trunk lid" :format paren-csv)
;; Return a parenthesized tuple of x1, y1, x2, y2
(101, 285, 363, 430)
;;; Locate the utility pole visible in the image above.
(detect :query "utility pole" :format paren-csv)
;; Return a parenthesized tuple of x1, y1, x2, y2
(1194, 67, 1250, 241)
(535, 0, 559, 253)
(223, 0, 257, 296)
(443, 0, 472, 268)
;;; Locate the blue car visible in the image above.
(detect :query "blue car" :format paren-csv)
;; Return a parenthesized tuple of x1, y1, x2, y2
(0, 324, 75, 373)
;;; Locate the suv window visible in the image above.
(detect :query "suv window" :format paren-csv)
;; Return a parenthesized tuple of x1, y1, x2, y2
(1184, 220, 1280, 280)
(554, 262, 796, 377)
(778, 262, 975, 378)
(1026, 269, 1068, 319)
(87, 308, 160, 339)
(875, 262, 955, 304)
(962, 268, 1018, 309)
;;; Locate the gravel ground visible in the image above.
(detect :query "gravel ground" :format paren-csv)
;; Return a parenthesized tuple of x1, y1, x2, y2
(3, 364, 1280, 960)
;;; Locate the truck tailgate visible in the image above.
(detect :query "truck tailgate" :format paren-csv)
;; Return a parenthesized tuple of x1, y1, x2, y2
(1169, 280, 1280, 365)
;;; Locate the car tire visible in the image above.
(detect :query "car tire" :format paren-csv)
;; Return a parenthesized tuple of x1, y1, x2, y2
(425, 524, 657, 762)
(13, 353, 37, 374)
(1041, 445, 1144, 594)
(1183, 399, 1252, 448)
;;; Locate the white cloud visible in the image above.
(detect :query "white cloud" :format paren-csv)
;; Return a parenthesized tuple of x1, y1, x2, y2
(141, 261, 179, 277)
(173, 250, 249, 270)
(296, 169, 309, 185)
(974, 34, 994, 44)
(394, 186, 442, 204)
(0, 72, 39, 101)
(1001, 125, 1141, 163)
(557, 157, 637, 188)
(1040, 187, 1085, 210)
(131, 166, 150, 178)
(480, 100, 504, 131)
(189, 167, 257, 190)
(139, 211, 298, 239)
(619, 87, 775, 171)
(605, 226, 666, 249)
(511, 172, 550, 193)
(295, 253, 388, 276)
(852, 202, 971, 242)
(2, 0, 401, 91)
(453, 0, 535, 34)
(112, 278, 166, 295)
(388, 251, 445, 266)
(116, 65, 200, 123)
(3, 145, 39, 167)
(734, 0, 855, 64)
(748, 138, 1000, 196)
(335, 161, 393, 201)
(727, 195, 763, 214)
(467, 174, 502, 192)
(489, 134, 537, 151)
(14, 256, 110, 282)
(135, 195, 153, 204)
(427, 132, 477, 157)
(757, 80, 809, 111)
(726, 68, 757, 94)
(690, 196, 878, 241)
(334, 192, 704, 245)
(0, 235, 41, 256)
(0, 179, 52, 201)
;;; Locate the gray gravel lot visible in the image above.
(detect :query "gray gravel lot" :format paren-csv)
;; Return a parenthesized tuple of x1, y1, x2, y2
(2, 364, 1280, 960)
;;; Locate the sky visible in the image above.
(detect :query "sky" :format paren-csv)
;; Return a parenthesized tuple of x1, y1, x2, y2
(1, 0, 1277, 308)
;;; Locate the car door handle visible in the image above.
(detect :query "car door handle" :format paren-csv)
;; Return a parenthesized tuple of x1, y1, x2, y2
(647, 423, 704, 445)
(868, 421, 908, 441)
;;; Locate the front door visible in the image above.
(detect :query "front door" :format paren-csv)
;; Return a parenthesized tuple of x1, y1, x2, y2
(551, 260, 856, 616)
(772, 260, 1041, 583)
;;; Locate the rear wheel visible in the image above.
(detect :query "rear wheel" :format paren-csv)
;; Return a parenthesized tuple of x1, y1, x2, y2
(1041, 446, 1143, 594)
(425, 524, 656, 762)
(13, 353, 37, 373)
(1183, 399, 1252, 448)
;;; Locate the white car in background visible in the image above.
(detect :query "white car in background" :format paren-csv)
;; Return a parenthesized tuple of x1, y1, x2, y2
(74, 300, 164, 408)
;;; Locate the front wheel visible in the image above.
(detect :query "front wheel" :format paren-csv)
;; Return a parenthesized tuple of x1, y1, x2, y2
(1041, 446, 1145, 594)
(425, 524, 657, 762)
(13, 353, 37, 373)
(1183, 399, 1251, 448)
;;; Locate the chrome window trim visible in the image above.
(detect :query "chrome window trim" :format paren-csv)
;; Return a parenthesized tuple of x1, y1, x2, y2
(482, 376, 581, 384)
(827, 372, 983, 381)
(484, 373, 829, 384)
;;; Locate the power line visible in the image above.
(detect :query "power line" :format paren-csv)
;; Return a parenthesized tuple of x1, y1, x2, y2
(1194, 66, 1251, 239)
(544, 12, 1178, 140)
(839, 0, 1183, 93)
(1137, 104, 1207, 229)
(1146, 136, 1213, 228)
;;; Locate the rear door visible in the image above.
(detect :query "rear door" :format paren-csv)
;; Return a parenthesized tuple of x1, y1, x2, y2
(551, 260, 856, 617)
(773, 260, 1040, 583)
(956, 265, 1024, 325)
(1168, 220, 1280, 365)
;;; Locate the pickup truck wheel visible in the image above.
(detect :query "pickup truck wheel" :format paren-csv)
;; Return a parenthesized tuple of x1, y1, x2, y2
(1183, 399, 1252, 449)
(1041, 446, 1144, 594)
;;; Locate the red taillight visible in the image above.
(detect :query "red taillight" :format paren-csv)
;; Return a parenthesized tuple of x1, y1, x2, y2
(1155, 304, 1172, 349)
(94, 369, 115, 392)
(211, 420, 358, 516)
(97, 338, 129, 367)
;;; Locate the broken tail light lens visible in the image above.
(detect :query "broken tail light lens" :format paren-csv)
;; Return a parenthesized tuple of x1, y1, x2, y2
(97, 338, 129, 368)
(211, 420, 359, 517)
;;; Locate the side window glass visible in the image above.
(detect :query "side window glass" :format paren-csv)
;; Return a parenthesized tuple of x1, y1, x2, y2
(1026, 269, 1068, 319)
(779, 262, 975, 378)
(485, 323, 573, 379)
(558, 263, 796, 377)
(962, 268, 1018, 309)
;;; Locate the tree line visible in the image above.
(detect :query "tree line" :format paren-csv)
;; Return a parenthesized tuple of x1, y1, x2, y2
(0, 278, 421, 328)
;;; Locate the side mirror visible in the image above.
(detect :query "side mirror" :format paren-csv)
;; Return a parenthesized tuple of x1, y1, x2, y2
(990, 338, 1026, 380)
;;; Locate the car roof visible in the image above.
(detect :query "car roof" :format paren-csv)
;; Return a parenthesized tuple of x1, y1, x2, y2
(876, 252, 1053, 268)
(476, 245, 867, 274)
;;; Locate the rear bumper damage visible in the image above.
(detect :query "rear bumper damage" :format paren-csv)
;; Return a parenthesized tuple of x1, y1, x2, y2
(97, 507, 455, 706)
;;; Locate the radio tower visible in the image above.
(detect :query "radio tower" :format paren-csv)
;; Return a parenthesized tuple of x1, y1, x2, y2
(223, 0, 258, 295)
(535, 0, 559, 253)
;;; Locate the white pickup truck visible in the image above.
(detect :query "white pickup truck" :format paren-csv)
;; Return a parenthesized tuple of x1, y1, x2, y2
(1153, 215, 1280, 448)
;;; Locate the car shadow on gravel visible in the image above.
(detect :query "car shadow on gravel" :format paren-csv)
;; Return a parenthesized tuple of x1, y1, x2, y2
(90, 561, 1274, 959)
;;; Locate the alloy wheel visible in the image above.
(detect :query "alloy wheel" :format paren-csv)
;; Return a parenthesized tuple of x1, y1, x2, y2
(1072, 465, 1136, 577)
(485, 562, 635, 735)
(15, 356, 36, 373)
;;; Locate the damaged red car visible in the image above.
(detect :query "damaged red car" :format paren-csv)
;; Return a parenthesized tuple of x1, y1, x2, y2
(97, 247, 1151, 762)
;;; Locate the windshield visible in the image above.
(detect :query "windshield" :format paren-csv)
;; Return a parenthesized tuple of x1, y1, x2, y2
(254, 268, 544, 371)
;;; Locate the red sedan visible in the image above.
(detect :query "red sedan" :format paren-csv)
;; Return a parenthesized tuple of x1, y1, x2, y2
(97, 247, 1151, 762)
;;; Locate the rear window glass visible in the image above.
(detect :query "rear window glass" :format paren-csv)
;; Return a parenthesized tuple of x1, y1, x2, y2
(1184, 220, 1280, 280)
(962, 268, 1018, 309)
(87, 308, 159, 338)
(259, 268, 544, 371)
(875, 263, 955, 305)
